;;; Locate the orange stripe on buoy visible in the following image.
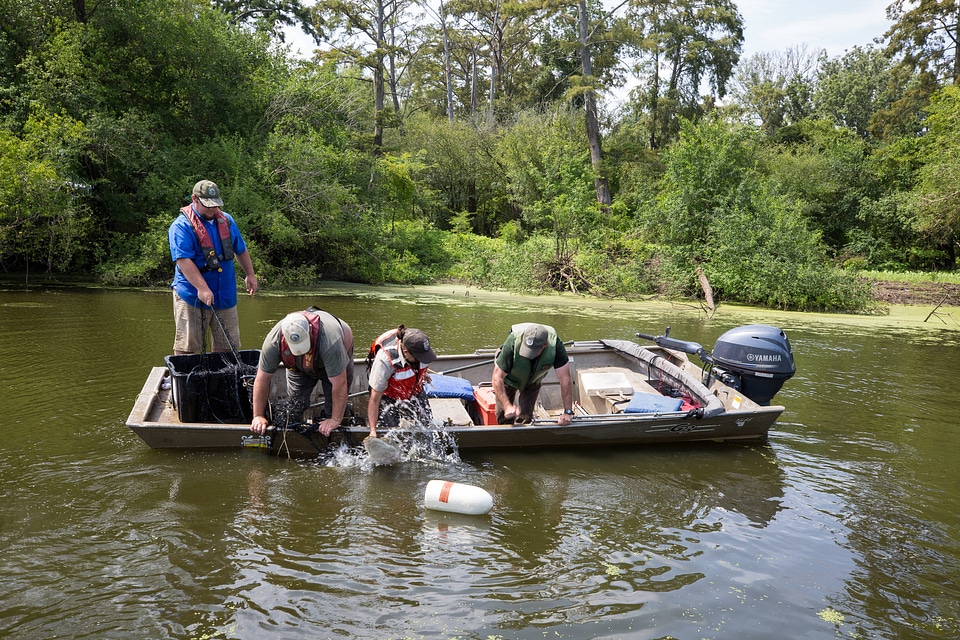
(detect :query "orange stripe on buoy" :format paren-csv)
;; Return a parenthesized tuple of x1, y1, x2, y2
(438, 481, 454, 503)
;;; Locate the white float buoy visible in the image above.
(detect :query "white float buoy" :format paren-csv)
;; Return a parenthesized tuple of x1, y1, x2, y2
(424, 479, 493, 515)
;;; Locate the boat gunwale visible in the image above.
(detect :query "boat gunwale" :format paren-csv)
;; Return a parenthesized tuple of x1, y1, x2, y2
(125, 339, 786, 452)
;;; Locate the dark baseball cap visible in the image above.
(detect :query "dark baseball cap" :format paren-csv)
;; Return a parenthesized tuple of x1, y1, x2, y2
(402, 328, 437, 364)
(518, 324, 548, 358)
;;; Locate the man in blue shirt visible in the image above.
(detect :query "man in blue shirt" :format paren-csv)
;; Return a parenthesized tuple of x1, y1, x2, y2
(168, 180, 258, 354)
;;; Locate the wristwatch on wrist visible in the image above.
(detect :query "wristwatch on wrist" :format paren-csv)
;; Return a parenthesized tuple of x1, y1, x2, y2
(563, 408, 574, 416)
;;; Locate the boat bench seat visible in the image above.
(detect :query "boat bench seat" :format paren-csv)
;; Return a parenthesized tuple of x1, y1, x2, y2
(577, 367, 663, 414)
(428, 397, 474, 426)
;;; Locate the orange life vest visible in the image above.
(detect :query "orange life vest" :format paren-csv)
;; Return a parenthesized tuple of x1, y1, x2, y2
(367, 328, 429, 400)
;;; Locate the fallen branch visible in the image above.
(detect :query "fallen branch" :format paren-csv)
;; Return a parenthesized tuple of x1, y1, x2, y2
(696, 266, 715, 312)
(924, 293, 950, 323)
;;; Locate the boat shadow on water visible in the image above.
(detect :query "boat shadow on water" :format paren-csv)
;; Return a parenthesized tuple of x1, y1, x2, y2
(472, 441, 787, 529)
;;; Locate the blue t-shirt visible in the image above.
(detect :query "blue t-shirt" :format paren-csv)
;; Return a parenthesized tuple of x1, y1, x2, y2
(168, 207, 248, 309)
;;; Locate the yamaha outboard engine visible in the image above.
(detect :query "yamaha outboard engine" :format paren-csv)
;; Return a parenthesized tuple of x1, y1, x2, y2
(637, 324, 795, 406)
(710, 325, 795, 405)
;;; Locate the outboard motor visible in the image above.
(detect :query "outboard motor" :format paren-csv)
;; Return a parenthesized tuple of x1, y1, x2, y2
(710, 325, 795, 405)
(636, 324, 795, 406)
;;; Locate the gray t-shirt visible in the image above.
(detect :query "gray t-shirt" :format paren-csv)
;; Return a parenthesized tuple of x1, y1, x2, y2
(259, 310, 351, 378)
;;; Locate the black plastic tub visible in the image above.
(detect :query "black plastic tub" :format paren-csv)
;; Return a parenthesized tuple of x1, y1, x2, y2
(163, 350, 260, 423)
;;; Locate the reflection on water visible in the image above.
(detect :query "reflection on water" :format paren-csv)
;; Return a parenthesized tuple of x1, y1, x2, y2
(1, 283, 959, 638)
(167, 445, 792, 638)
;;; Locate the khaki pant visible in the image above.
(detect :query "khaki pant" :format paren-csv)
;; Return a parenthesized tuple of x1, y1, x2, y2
(172, 292, 240, 353)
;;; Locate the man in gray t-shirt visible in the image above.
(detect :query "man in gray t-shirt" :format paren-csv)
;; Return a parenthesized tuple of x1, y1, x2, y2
(250, 309, 354, 436)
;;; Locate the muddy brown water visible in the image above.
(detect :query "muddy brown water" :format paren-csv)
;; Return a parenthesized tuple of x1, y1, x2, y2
(1, 283, 958, 639)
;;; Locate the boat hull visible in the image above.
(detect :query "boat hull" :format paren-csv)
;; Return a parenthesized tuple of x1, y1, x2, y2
(126, 340, 785, 457)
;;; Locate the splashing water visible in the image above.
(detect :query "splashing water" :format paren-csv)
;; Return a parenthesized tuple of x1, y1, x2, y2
(318, 417, 462, 471)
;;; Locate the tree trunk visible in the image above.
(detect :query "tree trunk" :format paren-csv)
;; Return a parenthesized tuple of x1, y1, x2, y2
(388, 19, 401, 113)
(649, 49, 660, 149)
(73, 0, 87, 23)
(488, 58, 496, 124)
(373, 0, 386, 152)
(487, 0, 502, 124)
(471, 43, 479, 117)
(578, 0, 611, 208)
(954, 3, 960, 85)
(441, 0, 455, 122)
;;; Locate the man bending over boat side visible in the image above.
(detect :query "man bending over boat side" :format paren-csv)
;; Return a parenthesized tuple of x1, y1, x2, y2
(250, 309, 354, 437)
(365, 326, 438, 439)
(491, 323, 574, 426)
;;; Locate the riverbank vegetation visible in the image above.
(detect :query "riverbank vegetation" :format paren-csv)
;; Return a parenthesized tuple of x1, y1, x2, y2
(2, 1, 959, 313)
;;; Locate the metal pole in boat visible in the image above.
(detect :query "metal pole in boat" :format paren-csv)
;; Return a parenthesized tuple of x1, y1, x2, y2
(427, 359, 496, 377)
(309, 359, 496, 408)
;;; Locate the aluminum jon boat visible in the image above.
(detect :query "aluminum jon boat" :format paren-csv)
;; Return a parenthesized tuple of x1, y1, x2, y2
(126, 325, 796, 457)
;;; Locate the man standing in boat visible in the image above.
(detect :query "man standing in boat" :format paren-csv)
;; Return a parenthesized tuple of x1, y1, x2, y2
(249, 309, 354, 437)
(492, 323, 574, 426)
(168, 179, 258, 354)
(365, 325, 438, 438)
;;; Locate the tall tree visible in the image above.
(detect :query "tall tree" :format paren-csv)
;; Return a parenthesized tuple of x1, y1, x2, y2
(437, 0, 457, 121)
(569, 0, 633, 206)
(878, 0, 959, 139)
(907, 84, 960, 262)
(577, 0, 609, 206)
(626, 0, 743, 149)
(402, 13, 489, 119)
(449, 0, 548, 122)
(728, 45, 820, 135)
(814, 45, 898, 139)
(315, 0, 421, 151)
(523, 0, 627, 206)
(885, 0, 960, 86)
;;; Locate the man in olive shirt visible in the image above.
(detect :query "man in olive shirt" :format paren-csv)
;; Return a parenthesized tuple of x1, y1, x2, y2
(491, 323, 574, 426)
(250, 309, 354, 436)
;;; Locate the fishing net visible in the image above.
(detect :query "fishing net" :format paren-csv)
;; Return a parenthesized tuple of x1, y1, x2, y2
(266, 396, 309, 429)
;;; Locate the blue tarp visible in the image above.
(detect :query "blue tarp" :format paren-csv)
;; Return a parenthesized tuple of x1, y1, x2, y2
(623, 393, 683, 414)
(425, 374, 475, 401)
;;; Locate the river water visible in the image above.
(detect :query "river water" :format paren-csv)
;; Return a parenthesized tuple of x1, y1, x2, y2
(1, 282, 958, 639)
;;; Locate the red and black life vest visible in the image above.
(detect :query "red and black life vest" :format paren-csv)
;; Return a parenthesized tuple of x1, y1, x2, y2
(180, 205, 234, 273)
(367, 328, 429, 400)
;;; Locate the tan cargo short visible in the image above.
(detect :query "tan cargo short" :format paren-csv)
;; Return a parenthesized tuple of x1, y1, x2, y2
(172, 291, 240, 354)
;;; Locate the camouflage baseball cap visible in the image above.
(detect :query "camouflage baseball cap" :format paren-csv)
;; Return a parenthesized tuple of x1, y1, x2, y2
(192, 180, 224, 208)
